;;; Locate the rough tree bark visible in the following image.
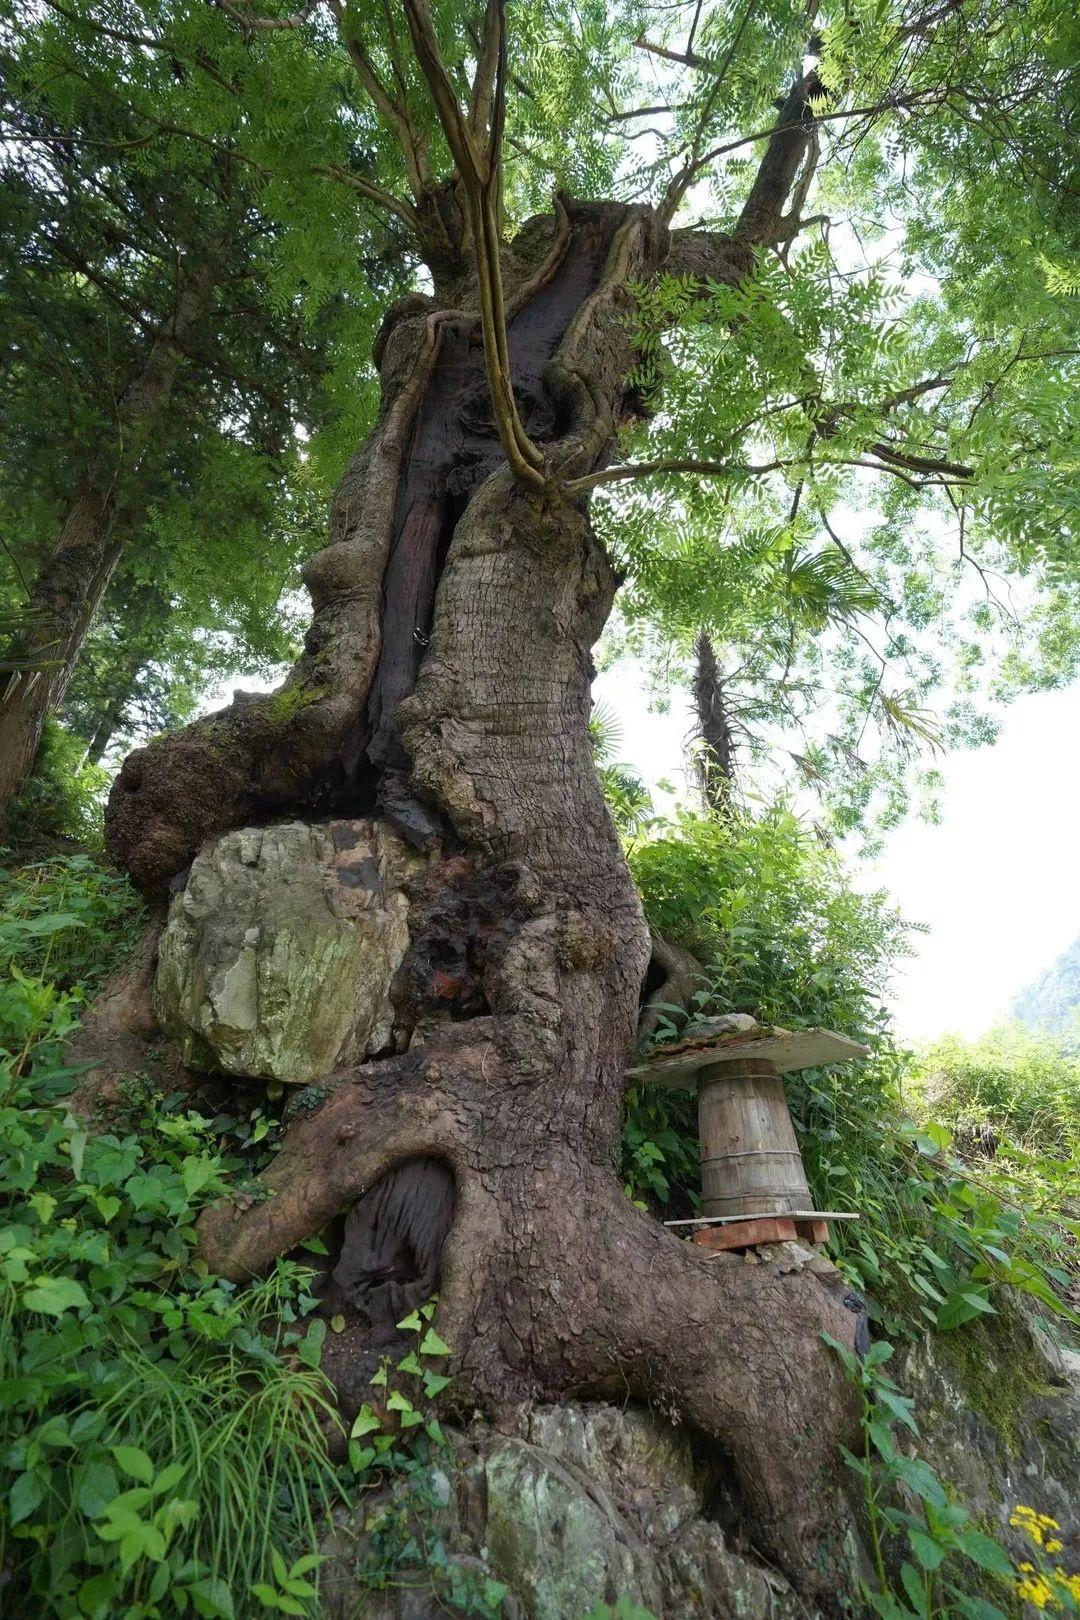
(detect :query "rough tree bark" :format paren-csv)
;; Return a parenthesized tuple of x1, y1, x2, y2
(101, 71, 863, 1610)
(693, 629, 738, 816)
(0, 261, 214, 824)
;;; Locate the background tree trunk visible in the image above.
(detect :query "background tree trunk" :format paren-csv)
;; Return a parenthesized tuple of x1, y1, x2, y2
(693, 629, 738, 815)
(106, 194, 863, 1608)
(0, 262, 214, 825)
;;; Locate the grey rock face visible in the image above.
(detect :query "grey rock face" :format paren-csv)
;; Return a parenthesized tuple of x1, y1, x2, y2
(320, 1298, 1080, 1620)
(323, 1401, 801, 1620)
(900, 1297, 1080, 1557)
(154, 819, 424, 1084)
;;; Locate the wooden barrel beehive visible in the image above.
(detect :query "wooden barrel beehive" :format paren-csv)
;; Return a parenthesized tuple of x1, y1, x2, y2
(697, 1056, 812, 1218)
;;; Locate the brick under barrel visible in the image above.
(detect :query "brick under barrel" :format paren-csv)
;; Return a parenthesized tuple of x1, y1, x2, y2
(697, 1055, 812, 1219)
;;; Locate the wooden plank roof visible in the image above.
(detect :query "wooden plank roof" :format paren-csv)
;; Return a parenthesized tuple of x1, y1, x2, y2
(626, 1025, 869, 1089)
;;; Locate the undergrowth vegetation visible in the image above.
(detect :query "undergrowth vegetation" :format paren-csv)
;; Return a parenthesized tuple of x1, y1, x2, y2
(0, 854, 343, 1619)
(1, 828, 1077, 1618)
(622, 804, 1079, 1342)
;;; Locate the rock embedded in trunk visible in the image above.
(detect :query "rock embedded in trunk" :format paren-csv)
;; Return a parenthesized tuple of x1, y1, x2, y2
(154, 818, 426, 1084)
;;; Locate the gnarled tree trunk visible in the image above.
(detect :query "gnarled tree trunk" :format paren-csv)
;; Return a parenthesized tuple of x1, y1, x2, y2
(104, 175, 862, 1608)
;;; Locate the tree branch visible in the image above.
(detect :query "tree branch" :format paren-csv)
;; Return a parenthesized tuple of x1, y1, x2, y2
(212, 0, 323, 31)
(401, 0, 544, 488)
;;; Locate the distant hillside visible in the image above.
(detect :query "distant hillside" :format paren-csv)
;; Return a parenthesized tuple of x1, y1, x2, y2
(1011, 934, 1080, 1043)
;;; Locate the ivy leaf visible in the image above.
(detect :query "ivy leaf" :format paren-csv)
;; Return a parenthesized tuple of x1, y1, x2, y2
(181, 1155, 220, 1200)
(395, 1310, 422, 1331)
(418, 1327, 451, 1357)
(298, 1318, 326, 1369)
(350, 1405, 381, 1438)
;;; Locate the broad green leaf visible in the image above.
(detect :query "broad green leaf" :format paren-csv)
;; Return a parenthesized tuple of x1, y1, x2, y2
(110, 1445, 155, 1484)
(23, 1276, 89, 1316)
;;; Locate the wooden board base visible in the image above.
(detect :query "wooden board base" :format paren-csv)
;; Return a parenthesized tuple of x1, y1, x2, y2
(694, 1216, 798, 1250)
(693, 1215, 830, 1251)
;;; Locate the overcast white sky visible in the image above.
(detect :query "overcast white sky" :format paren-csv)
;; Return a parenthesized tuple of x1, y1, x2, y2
(593, 665, 1080, 1043)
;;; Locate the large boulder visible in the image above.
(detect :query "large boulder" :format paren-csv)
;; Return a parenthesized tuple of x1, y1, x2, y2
(154, 819, 425, 1084)
(322, 1401, 802, 1620)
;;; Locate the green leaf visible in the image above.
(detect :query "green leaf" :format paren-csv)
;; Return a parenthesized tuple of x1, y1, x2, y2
(75, 1461, 118, 1519)
(350, 1405, 381, 1438)
(954, 1529, 1015, 1578)
(395, 1310, 422, 1332)
(181, 1155, 220, 1200)
(899, 1562, 924, 1610)
(937, 1289, 996, 1331)
(874, 1386, 919, 1436)
(23, 1275, 90, 1316)
(188, 1575, 236, 1619)
(10, 1469, 45, 1524)
(289, 1555, 324, 1577)
(78, 1573, 118, 1620)
(110, 1445, 155, 1484)
(298, 1318, 326, 1369)
(908, 1527, 948, 1570)
(418, 1327, 451, 1357)
(386, 1390, 415, 1413)
(949, 1593, 1009, 1620)
(888, 1454, 947, 1507)
(423, 1372, 452, 1397)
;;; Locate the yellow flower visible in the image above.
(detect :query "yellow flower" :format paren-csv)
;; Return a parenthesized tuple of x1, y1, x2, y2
(1046, 1539, 1065, 1555)
(1016, 1573, 1057, 1610)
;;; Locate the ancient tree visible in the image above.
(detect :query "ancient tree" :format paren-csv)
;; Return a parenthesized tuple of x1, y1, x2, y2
(83, 0, 1076, 1604)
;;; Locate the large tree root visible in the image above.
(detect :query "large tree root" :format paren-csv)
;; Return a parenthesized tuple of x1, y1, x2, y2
(198, 1037, 861, 1611)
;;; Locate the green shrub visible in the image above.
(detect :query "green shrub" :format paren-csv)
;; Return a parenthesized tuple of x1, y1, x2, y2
(0, 854, 344, 1618)
(914, 1025, 1080, 1159)
(6, 719, 110, 847)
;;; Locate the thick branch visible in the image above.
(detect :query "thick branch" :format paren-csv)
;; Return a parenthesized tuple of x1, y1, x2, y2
(212, 0, 322, 30)
(401, 0, 544, 486)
